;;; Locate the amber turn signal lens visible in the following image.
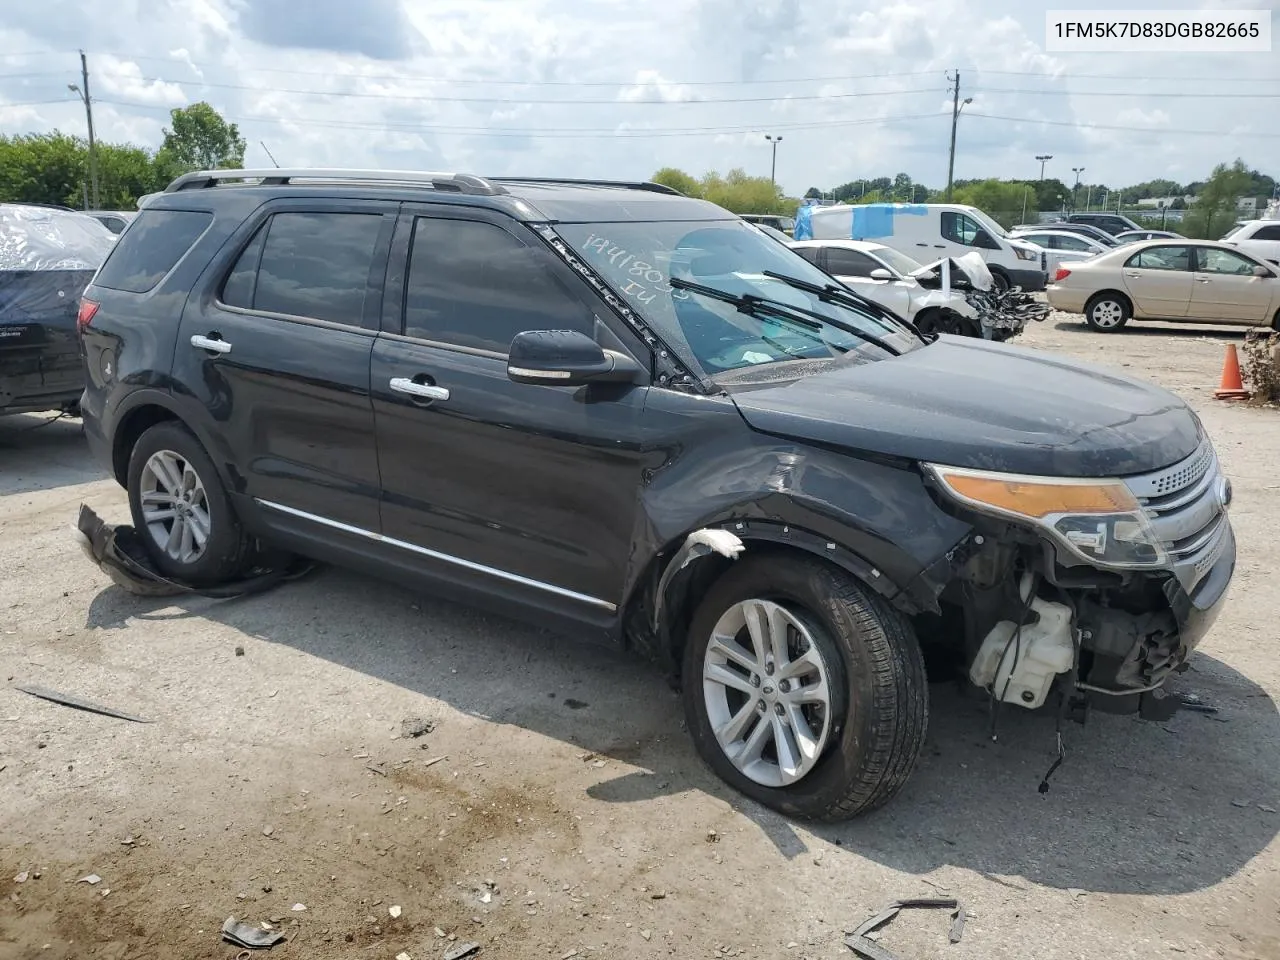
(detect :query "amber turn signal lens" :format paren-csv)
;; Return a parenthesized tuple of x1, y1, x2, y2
(938, 472, 1137, 519)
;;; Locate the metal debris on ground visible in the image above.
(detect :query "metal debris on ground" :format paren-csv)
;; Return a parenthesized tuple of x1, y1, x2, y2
(77, 874, 102, 885)
(844, 897, 965, 960)
(290, 903, 306, 912)
(401, 717, 435, 738)
(442, 942, 481, 960)
(13, 683, 152, 724)
(13, 871, 28, 883)
(422, 756, 448, 768)
(221, 916, 287, 950)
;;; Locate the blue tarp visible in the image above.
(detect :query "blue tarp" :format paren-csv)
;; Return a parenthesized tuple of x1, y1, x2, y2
(795, 203, 930, 241)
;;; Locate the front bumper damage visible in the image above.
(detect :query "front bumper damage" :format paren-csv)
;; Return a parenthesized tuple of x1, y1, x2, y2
(954, 436, 1235, 720)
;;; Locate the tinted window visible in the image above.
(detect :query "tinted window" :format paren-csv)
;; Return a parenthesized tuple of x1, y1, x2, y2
(824, 247, 880, 277)
(94, 209, 212, 293)
(404, 217, 591, 353)
(1254, 225, 1280, 241)
(941, 211, 980, 245)
(1126, 247, 1191, 271)
(792, 247, 821, 265)
(222, 212, 383, 326)
(1198, 248, 1257, 275)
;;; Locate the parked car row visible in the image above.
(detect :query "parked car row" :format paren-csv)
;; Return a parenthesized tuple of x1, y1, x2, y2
(74, 168, 1236, 820)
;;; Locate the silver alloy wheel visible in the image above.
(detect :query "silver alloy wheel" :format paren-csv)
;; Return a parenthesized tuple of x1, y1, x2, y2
(139, 449, 211, 564)
(1091, 299, 1124, 328)
(702, 598, 834, 788)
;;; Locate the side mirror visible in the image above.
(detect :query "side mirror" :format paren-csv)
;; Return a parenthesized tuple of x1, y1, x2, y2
(868, 267, 894, 280)
(507, 329, 641, 386)
(1253, 264, 1271, 278)
(974, 230, 1000, 250)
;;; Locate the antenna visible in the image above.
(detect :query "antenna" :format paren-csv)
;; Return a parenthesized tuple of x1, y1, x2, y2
(260, 141, 280, 168)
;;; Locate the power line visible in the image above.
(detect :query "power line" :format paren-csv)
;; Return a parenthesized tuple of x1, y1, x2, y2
(0, 97, 78, 108)
(966, 111, 1280, 139)
(974, 87, 1280, 99)
(114, 75, 946, 104)
(976, 68, 1280, 82)
(93, 97, 944, 138)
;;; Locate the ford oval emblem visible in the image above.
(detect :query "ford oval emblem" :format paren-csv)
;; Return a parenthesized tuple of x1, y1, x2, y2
(1216, 477, 1232, 511)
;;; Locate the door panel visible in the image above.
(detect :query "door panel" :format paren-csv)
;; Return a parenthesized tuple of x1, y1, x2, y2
(173, 201, 394, 531)
(1119, 246, 1193, 318)
(371, 206, 654, 609)
(1189, 247, 1273, 321)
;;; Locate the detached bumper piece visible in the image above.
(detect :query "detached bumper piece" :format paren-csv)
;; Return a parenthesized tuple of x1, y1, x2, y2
(74, 503, 316, 599)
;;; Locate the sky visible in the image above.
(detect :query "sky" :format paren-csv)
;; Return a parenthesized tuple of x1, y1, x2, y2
(0, 0, 1276, 196)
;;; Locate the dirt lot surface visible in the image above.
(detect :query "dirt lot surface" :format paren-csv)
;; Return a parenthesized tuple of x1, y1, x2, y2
(2, 313, 1278, 960)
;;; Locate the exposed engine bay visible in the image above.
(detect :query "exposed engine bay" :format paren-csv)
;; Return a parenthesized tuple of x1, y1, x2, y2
(911, 251, 1051, 342)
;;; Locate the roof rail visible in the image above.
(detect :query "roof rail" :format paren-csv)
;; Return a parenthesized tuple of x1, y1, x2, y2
(164, 168, 507, 197)
(488, 177, 682, 196)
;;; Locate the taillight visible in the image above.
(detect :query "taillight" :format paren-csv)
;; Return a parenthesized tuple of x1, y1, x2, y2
(1052, 267, 1071, 283)
(77, 298, 100, 333)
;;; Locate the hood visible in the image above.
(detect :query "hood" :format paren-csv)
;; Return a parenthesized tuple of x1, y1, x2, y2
(726, 335, 1201, 477)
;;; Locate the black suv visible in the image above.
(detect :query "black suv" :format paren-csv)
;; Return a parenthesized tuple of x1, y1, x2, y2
(1065, 212, 1143, 237)
(78, 169, 1236, 820)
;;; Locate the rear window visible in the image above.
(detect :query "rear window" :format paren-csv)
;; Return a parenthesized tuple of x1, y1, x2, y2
(93, 209, 212, 294)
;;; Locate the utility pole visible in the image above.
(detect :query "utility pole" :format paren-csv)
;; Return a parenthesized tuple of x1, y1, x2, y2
(945, 71, 972, 203)
(765, 134, 782, 187)
(68, 51, 99, 209)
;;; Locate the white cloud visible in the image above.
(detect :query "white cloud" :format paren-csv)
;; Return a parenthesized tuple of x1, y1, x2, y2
(0, 0, 1274, 195)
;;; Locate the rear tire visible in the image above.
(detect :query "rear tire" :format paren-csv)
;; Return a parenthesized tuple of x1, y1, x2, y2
(126, 421, 252, 586)
(1085, 292, 1131, 332)
(682, 555, 928, 820)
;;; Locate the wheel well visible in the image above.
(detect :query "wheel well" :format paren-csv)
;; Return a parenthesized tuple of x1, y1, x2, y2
(624, 537, 899, 672)
(111, 405, 179, 486)
(988, 264, 1009, 279)
(1085, 289, 1132, 314)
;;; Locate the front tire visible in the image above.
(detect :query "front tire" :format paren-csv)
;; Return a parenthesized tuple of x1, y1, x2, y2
(682, 555, 928, 820)
(126, 421, 252, 586)
(1085, 292, 1131, 332)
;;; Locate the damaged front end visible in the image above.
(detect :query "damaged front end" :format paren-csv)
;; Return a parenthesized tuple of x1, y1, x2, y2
(912, 253, 1050, 342)
(924, 436, 1235, 721)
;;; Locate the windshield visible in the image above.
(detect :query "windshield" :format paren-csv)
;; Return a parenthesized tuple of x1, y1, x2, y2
(967, 208, 1008, 240)
(1220, 224, 1247, 241)
(869, 245, 924, 276)
(556, 219, 919, 378)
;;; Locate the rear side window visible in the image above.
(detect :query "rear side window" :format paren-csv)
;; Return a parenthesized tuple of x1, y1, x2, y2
(1255, 225, 1280, 241)
(402, 217, 591, 354)
(221, 212, 383, 327)
(93, 209, 212, 293)
(1126, 246, 1191, 271)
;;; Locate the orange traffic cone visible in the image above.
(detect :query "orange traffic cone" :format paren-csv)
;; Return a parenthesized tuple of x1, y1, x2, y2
(1214, 343, 1250, 400)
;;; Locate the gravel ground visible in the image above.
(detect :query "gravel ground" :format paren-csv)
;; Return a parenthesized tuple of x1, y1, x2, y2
(1, 312, 1278, 960)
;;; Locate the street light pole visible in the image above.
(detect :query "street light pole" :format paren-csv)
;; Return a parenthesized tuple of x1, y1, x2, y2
(68, 50, 99, 209)
(944, 71, 972, 202)
(1071, 166, 1085, 212)
(765, 134, 783, 187)
(1036, 154, 1053, 181)
(1025, 154, 1053, 224)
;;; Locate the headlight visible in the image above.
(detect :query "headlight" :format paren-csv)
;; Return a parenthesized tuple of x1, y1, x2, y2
(1013, 246, 1038, 261)
(925, 464, 1167, 569)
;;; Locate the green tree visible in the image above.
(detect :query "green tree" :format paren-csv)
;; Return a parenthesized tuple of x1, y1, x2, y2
(97, 144, 163, 208)
(1182, 159, 1253, 239)
(892, 172, 912, 201)
(160, 102, 246, 172)
(948, 178, 1030, 228)
(652, 167, 702, 197)
(803, 186, 821, 199)
(0, 132, 88, 206)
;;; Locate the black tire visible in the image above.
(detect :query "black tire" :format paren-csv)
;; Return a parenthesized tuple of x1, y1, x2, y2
(126, 421, 252, 586)
(989, 269, 1011, 294)
(681, 554, 928, 821)
(1272, 309, 1280, 333)
(1084, 292, 1131, 332)
(914, 308, 979, 338)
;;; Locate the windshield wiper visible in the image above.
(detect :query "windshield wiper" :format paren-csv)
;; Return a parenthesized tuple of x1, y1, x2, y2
(761, 270, 931, 344)
(670, 277, 902, 357)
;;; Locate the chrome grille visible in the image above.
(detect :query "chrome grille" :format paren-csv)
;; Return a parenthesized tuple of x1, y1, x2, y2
(1124, 439, 1230, 595)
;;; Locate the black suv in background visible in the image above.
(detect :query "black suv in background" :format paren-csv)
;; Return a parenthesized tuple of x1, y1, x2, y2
(1065, 212, 1143, 237)
(79, 169, 1236, 820)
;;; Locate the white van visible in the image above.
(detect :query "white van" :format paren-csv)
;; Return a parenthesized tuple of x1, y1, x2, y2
(794, 202, 1047, 292)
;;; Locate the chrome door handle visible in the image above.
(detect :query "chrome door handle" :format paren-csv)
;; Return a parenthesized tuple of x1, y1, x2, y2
(389, 377, 450, 401)
(191, 334, 231, 354)
(1124, 272, 1141, 278)
(1195, 278, 1212, 283)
